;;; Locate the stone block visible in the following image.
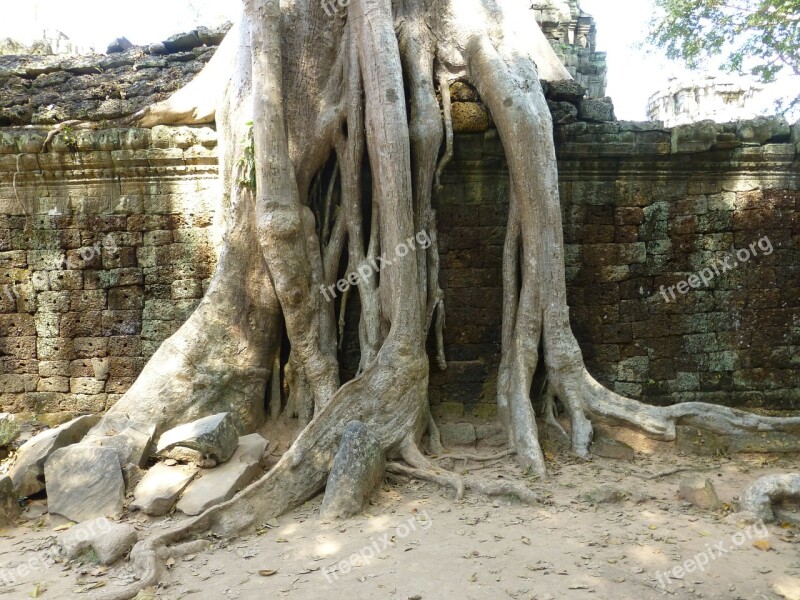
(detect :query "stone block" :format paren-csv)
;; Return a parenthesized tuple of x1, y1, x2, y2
(679, 477, 722, 510)
(45, 445, 125, 522)
(439, 423, 477, 446)
(131, 463, 198, 516)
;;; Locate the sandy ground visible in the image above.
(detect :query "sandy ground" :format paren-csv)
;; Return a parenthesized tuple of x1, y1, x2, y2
(0, 448, 798, 600)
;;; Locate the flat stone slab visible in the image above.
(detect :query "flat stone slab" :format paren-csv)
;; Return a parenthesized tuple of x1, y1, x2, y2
(0, 476, 20, 526)
(8, 414, 101, 497)
(177, 434, 268, 516)
(320, 421, 384, 520)
(131, 463, 198, 516)
(45, 445, 125, 522)
(156, 413, 238, 464)
(58, 517, 137, 565)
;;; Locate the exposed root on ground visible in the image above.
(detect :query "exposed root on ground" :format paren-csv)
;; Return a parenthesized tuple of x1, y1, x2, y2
(738, 473, 800, 522)
(387, 439, 538, 504)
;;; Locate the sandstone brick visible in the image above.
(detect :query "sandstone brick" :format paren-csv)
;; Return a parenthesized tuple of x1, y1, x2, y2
(103, 247, 137, 268)
(108, 336, 141, 356)
(108, 357, 145, 378)
(0, 313, 35, 336)
(102, 310, 142, 335)
(74, 394, 107, 412)
(37, 376, 70, 392)
(37, 290, 70, 312)
(105, 377, 134, 394)
(108, 286, 144, 310)
(0, 336, 36, 359)
(39, 360, 70, 377)
(142, 299, 175, 320)
(171, 279, 202, 300)
(70, 377, 106, 394)
(60, 311, 103, 338)
(73, 337, 108, 359)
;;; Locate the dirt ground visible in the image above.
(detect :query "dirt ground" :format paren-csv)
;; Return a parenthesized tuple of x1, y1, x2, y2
(0, 443, 798, 600)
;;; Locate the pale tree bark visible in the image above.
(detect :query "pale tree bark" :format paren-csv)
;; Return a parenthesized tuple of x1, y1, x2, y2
(84, 1, 800, 597)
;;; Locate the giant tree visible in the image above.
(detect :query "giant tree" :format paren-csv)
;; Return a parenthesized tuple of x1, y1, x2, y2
(80, 1, 800, 598)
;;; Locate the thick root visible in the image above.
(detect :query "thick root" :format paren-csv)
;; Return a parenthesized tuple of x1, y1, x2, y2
(390, 438, 538, 504)
(737, 473, 800, 522)
(583, 370, 800, 444)
(99, 346, 429, 600)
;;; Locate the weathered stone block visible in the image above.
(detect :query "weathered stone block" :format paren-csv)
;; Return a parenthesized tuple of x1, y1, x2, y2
(58, 517, 137, 564)
(131, 463, 198, 516)
(439, 423, 477, 446)
(679, 477, 722, 510)
(45, 445, 125, 522)
(156, 412, 238, 464)
(578, 97, 615, 122)
(8, 414, 101, 497)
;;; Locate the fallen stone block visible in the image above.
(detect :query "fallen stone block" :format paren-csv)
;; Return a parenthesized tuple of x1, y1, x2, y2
(0, 476, 20, 526)
(106, 37, 133, 54)
(177, 434, 268, 516)
(86, 425, 155, 468)
(548, 100, 578, 125)
(0, 414, 20, 447)
(320, 422, 384, 520)
(45, 445, 125, 522)
(8, 414, 101, 497)
(156, 413, 238, 465)
(131, 463, 198, 516)
(580, 486, 627, 506)
(679, 476, 722, 511)
(58, 517, 137, 565)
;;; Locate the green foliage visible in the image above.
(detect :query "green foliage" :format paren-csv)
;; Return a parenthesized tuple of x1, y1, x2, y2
(237, 121, 256, 191)
(60, 126, 78, 151)
(648, 0, 800, 109)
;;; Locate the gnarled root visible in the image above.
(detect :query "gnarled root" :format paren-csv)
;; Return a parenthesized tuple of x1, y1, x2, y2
(388, 437, 538, 504)
(737, 473, 800, 522)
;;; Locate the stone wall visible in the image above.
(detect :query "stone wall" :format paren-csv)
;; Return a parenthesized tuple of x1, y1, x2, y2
(0, 127, 219, 420)
(0, 33, 220, 125)
(429, 117, 799, 428)
(0, 116, 798, 421)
